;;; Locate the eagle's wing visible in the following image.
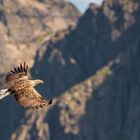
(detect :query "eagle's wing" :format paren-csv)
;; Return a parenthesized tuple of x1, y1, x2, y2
(5, 62, 28, 88)
(0, 62, 28, 100)
(14, 87, 52, 109)
(4, 62, 52, 109)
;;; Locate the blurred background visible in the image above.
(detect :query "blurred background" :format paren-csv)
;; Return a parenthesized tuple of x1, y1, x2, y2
(0, 0, 140, 140)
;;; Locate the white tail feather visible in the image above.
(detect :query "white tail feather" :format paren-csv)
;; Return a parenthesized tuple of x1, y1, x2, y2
(0, 89, 10, 100)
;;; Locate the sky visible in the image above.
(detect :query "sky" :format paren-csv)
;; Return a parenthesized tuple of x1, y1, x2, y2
(68, 0, 104, 12)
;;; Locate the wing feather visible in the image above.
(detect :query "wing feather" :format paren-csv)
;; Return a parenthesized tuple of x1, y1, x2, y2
(14, 87, 49, 109)
(0, 89, 10, 100)
(5, 62, 28, 87)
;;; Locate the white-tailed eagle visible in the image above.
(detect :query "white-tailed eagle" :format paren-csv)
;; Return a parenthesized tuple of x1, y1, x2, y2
(0, 62, 53, 109)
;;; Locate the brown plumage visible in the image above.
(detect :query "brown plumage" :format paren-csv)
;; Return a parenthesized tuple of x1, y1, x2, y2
(5, 62, 53, 109)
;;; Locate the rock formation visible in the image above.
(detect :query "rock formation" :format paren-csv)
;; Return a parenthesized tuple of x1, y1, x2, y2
(0, 0, 140, 140)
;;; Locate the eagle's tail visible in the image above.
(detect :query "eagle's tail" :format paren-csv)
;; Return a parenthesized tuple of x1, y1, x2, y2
(0, 89, 11, 100)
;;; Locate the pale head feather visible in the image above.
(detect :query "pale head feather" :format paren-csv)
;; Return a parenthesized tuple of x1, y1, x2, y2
(31, 79, 44, 87)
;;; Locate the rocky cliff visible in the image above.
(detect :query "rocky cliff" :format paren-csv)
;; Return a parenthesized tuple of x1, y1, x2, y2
(0, 0, 80, 139)
(0, 0, 140, 140)
(0, 0, 80, 80)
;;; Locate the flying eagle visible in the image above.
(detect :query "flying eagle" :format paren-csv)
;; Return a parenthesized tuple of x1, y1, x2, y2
(0, 62, 53, 109)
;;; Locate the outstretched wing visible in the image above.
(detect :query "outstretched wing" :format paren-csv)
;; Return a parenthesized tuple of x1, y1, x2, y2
(5, 62, 28, 88)
(14, 87, 52, 109)
(4, 62, 53, 109)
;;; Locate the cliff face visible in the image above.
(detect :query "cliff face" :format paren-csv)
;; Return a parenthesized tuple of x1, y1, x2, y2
(85, 39, 140, 140)
(31, 0, 140, 140)
(0, 0, 80, 140)
(0, 0, 140, 140)
(32, 0, 140, 99)
(0, 0, 80, 74)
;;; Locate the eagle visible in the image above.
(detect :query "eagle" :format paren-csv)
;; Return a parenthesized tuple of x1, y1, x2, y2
(0, 62, 53, 109)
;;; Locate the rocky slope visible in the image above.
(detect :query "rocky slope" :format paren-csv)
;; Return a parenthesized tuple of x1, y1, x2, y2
(0, 0, 80, 83)
(31, 0, 140, 140)
(0, 0, 140, 140)
(0, 0, 80, 140)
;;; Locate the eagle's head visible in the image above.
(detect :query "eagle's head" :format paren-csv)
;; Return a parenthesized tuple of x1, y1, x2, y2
(32, 79, 44, 87)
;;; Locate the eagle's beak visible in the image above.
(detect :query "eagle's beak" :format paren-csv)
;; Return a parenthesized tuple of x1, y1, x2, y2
(41, 80, 44, 84)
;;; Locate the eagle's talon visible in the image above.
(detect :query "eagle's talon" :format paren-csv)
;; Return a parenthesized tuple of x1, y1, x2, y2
(48, 98, 53, 105)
